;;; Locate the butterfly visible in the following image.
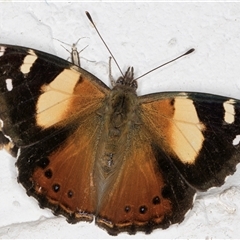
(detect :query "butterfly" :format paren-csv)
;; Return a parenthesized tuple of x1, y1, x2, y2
(0, 20, 240, 236)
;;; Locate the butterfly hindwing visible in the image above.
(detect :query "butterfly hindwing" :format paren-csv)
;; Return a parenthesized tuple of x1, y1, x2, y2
(96, 128, 196, 235)
(18, 109, 104, 222)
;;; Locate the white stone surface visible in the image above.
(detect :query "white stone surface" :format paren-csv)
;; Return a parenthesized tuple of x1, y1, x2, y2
(0, 2, 240, 239)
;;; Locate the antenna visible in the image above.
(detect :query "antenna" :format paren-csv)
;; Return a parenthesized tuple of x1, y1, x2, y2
(134, 48, 195, 81)
(86, 11, 195, 81)
(86, 11, 124, 77)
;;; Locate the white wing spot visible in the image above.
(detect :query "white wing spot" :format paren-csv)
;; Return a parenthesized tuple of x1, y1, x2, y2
(223, 99, 235, 124)
(0, 46, 6, 56)
(5, 78, 13, 91)
(233, 135, 240, 146)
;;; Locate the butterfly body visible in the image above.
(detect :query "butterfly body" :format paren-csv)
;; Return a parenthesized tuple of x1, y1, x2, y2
(93, 73, 140, 199)
(0, 44, 240, 235)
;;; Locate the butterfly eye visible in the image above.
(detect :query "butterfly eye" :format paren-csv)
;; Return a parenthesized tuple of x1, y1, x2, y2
(116, 76, 124, 85)
(130, 80, 138, 90)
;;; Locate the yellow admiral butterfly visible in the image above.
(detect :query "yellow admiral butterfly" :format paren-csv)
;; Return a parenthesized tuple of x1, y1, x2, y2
(0, 13, 240, 236)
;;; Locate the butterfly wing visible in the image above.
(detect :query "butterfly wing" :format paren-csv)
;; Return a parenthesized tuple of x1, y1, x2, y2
(96, 131, 195, 235)
(1, 44, 240, 235)
(95, 91, 240, 235)
(140, 92, 240, 190)
(0, 45, 109, 146)
(0, 44, 110, 221)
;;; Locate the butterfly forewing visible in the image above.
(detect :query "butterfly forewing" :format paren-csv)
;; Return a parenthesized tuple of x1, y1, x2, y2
(140, 92, 240, 190)
(0, 45, 109, 147)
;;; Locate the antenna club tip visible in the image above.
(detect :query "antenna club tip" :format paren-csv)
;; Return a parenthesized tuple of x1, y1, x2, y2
(186, 48, 195, 55)
(85, 11, 93, 23)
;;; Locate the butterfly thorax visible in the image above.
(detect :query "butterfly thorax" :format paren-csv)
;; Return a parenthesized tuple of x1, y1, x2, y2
(108, 84, 138, 130)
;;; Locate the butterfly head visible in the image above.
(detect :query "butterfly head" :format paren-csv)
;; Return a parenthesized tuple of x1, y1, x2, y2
(115, 67, 138, 91)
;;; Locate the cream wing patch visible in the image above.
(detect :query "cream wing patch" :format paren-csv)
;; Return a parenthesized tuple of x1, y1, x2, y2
(20, 50, 38, 74)
(171, 96, 205, 164)
(36, 68, 81, 128)
(223, 99, 235, 124)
